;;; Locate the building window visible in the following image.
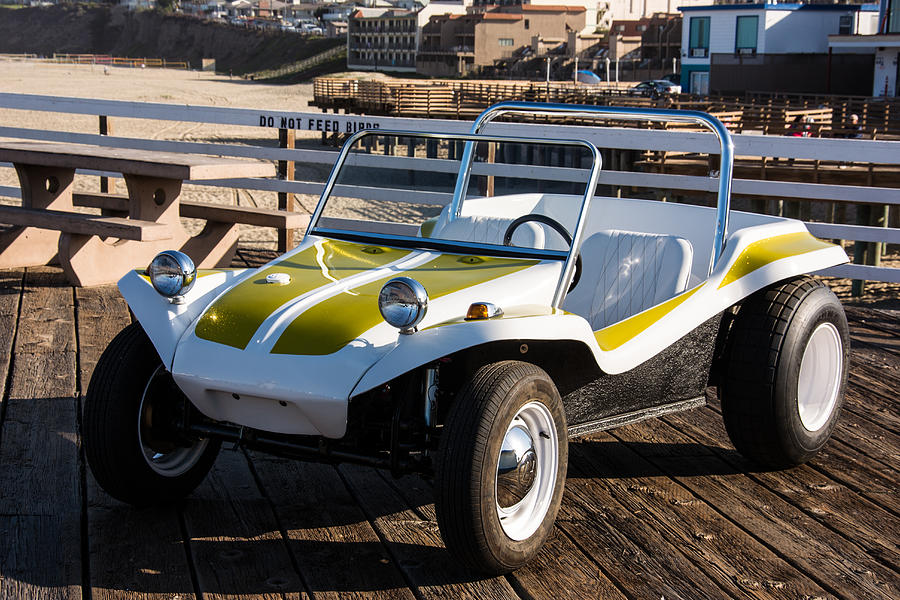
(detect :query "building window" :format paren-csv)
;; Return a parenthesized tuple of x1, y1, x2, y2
(499, 38, 514, 46)
(689, 16, 710, 58)
(525, 19, 529, 30)
(735, 15, 758, 55)
(637, 24, 647, 32)
(839, 14, 852, 35)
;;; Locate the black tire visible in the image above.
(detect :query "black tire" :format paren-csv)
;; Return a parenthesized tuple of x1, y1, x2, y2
(434, 361, 567, 574)
(83, 322, 220, 505)
(719, 276, 849, 468)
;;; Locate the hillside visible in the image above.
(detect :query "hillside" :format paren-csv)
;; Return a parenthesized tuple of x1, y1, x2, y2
(0, 5, 343, 75)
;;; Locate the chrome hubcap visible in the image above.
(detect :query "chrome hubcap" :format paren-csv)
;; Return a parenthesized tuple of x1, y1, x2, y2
(497, 425, 537, 508)
(797, 322, 843, 432)
(495, 401, 558, 541)
(138, 365, 209, 477)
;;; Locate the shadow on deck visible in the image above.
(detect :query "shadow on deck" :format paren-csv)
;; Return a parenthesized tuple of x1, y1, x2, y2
(0, 254, 897, 600)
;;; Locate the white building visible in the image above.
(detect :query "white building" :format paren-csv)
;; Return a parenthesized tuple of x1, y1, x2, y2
(679, 3, 879, 95)
(829, 0, 900, 97)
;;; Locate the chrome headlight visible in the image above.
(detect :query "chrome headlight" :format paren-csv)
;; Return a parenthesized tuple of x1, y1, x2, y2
(378, 277, 428, 334)
(147, 250, 196, 301)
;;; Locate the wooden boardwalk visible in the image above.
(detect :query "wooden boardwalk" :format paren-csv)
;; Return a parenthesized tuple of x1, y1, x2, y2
(0, 254, 897, 600)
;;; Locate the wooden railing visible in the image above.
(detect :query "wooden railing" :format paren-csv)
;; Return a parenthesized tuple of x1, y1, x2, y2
(0, 92, 896, 284)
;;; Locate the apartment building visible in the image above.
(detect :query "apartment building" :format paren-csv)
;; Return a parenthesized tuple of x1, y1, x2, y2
(347, 1, 470, 72)
(417, 5, 586, 76)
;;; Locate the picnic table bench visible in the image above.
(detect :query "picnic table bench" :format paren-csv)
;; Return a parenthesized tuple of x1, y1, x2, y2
(0, 140, 299, 286)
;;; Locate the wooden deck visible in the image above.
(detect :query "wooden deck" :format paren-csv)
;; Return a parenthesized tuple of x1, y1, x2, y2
(0, 251, 897, 600)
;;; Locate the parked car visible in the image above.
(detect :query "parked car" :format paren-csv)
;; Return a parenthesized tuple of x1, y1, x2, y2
(576, 70, 603, 84)
(629, 79, 682, 98)
(83, 101, 849, 575)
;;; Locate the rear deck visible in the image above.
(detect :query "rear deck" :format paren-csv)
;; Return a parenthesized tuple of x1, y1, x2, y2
(0, 251, 897, 600)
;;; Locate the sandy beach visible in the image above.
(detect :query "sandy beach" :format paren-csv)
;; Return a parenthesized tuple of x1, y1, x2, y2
(0, 60, 329, 248)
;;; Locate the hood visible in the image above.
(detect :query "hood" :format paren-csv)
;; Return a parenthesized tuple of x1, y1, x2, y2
(170, 236, 555, 438)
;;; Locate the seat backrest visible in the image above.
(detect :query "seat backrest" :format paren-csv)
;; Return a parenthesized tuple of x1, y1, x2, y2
(563, 229, 693, 331)
(433, 214, 547, 248)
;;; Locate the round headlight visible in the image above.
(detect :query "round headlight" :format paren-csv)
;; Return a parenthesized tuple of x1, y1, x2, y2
(148, 250, 196, 299)
(379, 277, 428, 334)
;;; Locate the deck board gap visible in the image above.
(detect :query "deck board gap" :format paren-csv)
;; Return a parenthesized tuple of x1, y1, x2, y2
(553, 525, 637, 600)
(332, 465, 425, 600)
(240, 448, 316, 599)
(176, 503, 205, 600)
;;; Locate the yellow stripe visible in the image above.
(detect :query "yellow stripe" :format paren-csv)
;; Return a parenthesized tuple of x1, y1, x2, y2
(271, 254, 540, 355)
(195, 240, 407, 350)
(718, 232, 836, 289)
(593, 285, 702, 351)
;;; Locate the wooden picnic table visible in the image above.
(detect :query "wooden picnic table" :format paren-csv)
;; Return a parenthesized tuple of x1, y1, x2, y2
(0, 140, 287, 286)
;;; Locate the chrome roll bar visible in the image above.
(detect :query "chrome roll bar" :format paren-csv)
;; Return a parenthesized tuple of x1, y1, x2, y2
(449, 101, 735, 275)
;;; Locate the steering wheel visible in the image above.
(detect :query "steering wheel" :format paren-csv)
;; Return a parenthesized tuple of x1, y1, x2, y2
(503, 214, 582, 291)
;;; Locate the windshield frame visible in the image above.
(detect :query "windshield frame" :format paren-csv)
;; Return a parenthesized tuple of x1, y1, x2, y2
(307, 129, 602, 308)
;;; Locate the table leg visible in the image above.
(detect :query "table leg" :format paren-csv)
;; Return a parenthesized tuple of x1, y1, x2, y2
(0, 164, 75, 268)
(58, 174, 240, 286)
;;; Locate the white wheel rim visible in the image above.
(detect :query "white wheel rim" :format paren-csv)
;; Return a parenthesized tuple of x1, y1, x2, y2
(138, 365, 210, 477)
(495, 401, 558, 541)
(797, 322, 843, 432)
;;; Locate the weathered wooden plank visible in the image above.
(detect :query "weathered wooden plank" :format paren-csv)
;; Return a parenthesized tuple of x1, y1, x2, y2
(620, 411, 899, 599)
(87, 476, 194, 600)
(0, 268, 23, 429)
(0, 268, 80, 600)
(74, 285, 131, 394)
(568, 431, 833, 599)
(0, 205, 173, 242)
(557, 469, 733, 600)
(833, 396, 900, 469)
(379, 471, 627, 600)
(0, 140, 276, 181)
(845, 306, 900, 341)
(661, 407, 900, 572)
(13, 269, 76, 354)
(250, 454, 412, 599)
(338, 464, 520, 599)
(182, 449, 308, 600)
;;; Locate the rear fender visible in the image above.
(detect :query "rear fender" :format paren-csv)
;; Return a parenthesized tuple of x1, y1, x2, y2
(118, 269, 248, 368)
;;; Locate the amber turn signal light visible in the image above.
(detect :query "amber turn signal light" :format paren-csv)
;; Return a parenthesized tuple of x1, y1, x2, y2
(466, 302, 503, 320)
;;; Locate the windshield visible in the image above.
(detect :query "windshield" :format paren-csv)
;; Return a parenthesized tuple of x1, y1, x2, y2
(310, 132, 599, 260)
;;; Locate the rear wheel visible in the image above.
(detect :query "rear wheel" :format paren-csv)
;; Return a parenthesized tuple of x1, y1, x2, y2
(435, 361, 567, 574)
(83, 322, 220, 505)
(719, 276, 849, 467)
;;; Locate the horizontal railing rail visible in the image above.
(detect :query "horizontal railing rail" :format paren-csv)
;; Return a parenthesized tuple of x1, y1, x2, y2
(0, 92, 896, 283)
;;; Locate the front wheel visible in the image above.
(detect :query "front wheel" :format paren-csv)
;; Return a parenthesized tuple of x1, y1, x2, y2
(719, 276, 849, 468)
(83, 322, 220, 505)
(435, 361, 567, 574)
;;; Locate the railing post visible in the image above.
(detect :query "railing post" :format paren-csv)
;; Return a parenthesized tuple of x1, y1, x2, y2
(277, 127, 296, 252)
(99, 115, 113, 194)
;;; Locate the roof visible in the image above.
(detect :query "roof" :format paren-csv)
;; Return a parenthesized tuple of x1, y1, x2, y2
(520, 5, 586, 13)
(351, 7, 416, 19)
(483, 13, 523, 21)
(679, 3, 876, 12)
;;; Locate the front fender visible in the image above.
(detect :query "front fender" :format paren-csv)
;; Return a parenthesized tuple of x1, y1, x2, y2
(352, 308, 597, 396)
(118, 269, 248, 368)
